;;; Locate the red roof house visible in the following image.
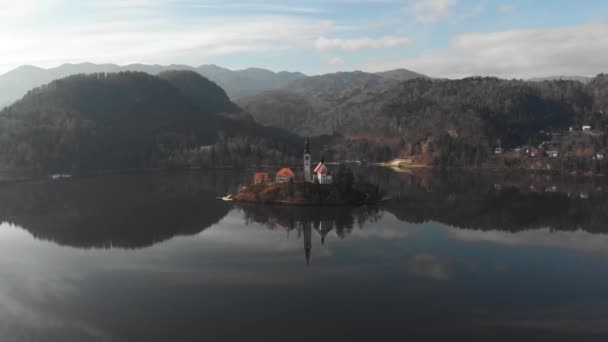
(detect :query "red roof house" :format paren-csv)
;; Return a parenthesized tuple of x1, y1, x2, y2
(275, 168, 295, 183)
(253, 172, 270, 184)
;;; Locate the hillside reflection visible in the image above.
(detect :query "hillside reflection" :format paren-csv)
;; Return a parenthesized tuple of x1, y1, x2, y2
(386, 187, 608, 233)
(1, 169, 608, 251)
(0, 172, 238, 248)
(373, 169, 608, 234)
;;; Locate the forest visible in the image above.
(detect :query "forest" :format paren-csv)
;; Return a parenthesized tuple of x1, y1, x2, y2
(2, 69, 608, 175)
(0, 71, 302, 175)
(240, 73, 608, 169)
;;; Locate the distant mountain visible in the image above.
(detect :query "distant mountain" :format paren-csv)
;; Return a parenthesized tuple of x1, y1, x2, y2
(0, 71, 300, 173)
(196, 65, 306, 99)
(529, 75, 593, 83)
(375, 68, 428, 81)
(0, 63, 307, 108)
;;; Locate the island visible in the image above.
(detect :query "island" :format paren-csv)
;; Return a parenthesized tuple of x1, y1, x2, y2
(231, 137, 384, 206)
(233, 179, 383, 206)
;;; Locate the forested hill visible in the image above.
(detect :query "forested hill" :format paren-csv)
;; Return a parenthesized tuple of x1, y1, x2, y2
(238, 74, 608, 163)
(157, 70, 241, 115)
(0, 71, 301, 174)
(0, 63, 307, 108)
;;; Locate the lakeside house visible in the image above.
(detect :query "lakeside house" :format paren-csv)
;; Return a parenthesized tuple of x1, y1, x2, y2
(494, 147, 503, 155)
(276, 168, 295, 183)
(583, 125, 592, 132)
(253, 172, 270, 184)
(547, 150, 559, 158)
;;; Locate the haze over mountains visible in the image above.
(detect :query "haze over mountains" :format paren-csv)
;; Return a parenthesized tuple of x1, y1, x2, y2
(0, 63, 431, 109)
(1, 61, 595, 110)
(0, 63, 307, 108)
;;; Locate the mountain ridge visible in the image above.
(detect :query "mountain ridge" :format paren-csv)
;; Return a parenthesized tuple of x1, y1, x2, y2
(0, 63, 308, 107)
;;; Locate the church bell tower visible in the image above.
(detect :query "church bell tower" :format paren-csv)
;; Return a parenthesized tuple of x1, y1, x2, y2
(304, 136, 311, 182)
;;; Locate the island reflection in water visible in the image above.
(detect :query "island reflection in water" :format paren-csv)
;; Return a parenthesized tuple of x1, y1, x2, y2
(1, 169, 608, 341)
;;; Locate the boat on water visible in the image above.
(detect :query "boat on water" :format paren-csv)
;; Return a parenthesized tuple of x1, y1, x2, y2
(49, 173, 72, 180)
(217, 194, 234, 202)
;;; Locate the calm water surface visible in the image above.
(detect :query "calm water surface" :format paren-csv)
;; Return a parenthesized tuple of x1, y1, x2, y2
(1, 169, 608, 341)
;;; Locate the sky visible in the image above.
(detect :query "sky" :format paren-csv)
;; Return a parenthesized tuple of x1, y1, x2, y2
(1, 0, 608, 78)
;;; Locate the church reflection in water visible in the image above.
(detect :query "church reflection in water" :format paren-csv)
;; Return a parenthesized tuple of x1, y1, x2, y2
(3, 169, 608, 254)
(240, 204, 381, 264)
(304, 220, 333, 264)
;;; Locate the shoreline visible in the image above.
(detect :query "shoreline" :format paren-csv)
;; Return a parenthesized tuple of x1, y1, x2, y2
(232, 181, 383, 206)
(377, 159, 607, 177)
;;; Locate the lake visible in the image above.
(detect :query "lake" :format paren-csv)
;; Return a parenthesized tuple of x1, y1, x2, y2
(1, 168, 608, 341)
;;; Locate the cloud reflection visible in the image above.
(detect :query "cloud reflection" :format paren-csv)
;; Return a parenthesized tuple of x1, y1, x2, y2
(448, 227, 608, 256)
(406, 253, 450, 281)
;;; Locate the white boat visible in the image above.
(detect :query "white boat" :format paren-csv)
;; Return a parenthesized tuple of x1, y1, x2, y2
(49, 173, 73, 180)
(218, 194, 234, 202)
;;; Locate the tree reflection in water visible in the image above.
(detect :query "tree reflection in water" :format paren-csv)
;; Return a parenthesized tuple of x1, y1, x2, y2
(1, 168, 608, 252)
(238, 204, 382, 263)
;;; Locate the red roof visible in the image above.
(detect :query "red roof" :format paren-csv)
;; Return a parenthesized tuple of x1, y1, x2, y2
(314, 162, 330, 174)
(254, 172, 270, 181)
(276, 168, 295, 177)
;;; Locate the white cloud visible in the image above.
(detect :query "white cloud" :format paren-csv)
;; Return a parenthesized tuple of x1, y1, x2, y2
(315, 35, 411, 51)
(498, 3, 514, 14)
(156, 2, 326, 14)
(0, 16, 334, 73)
(327, 56, 345, 65)
(0, 0, 60, 18)
(362, 22, 608, 78)
(99, 0, 159, 7)
(406, 0, 457, 23)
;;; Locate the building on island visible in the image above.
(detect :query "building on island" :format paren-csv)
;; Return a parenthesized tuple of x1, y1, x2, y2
(302, 137, 333, 184)
(304, 136, 312, 182)
(314, 157, 333, 184)
(251, 138, 332, 185)
(253, 172, 270, 184)
(275, 168, 295, 183)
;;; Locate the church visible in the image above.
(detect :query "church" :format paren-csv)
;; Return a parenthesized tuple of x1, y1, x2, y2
(303, 137, 333, 184)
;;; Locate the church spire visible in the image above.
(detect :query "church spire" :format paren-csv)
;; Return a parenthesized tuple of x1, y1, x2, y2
(304, 136, 312, 182)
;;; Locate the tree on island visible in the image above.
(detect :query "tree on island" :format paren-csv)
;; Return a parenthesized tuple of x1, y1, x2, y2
(335, 165, 355, 193)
